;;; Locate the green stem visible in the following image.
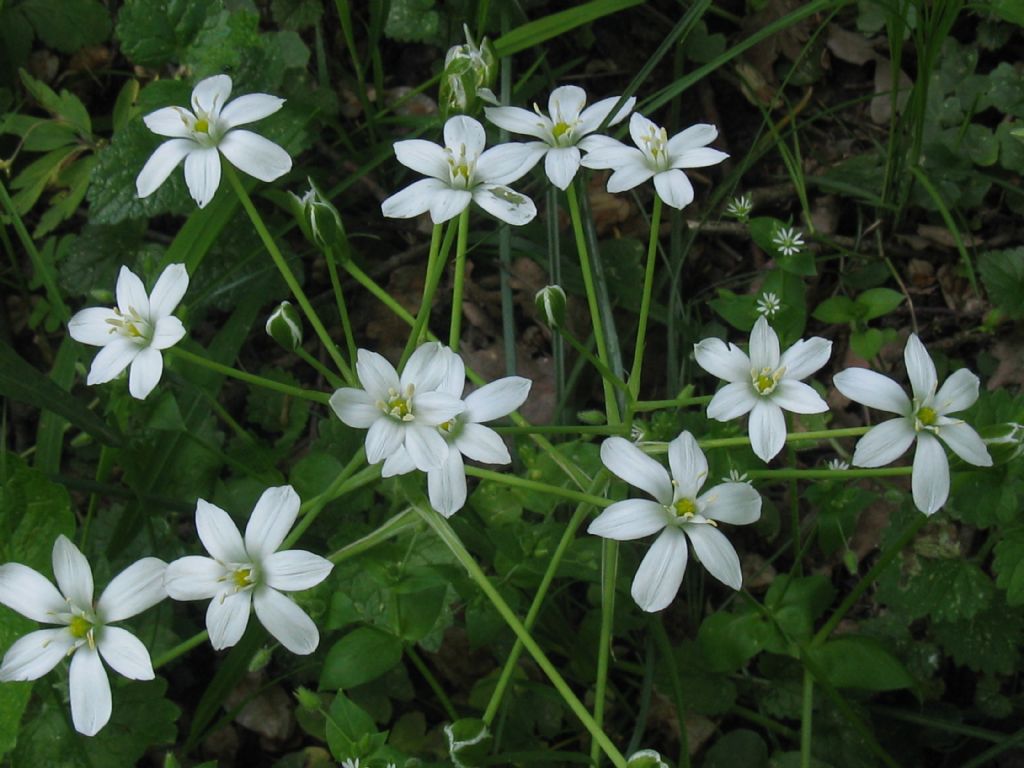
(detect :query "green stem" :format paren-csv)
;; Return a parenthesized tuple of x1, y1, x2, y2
(493, 424, 629, 436)
(449, 208, 470, 352)
(800, 668, 814, 768)
(632, 395, 712, 412)
(345, 261, 417, 326)
(153, 630, 210, 669)
(592, 538, 618, 767)
(628, 195, 663, 401)
(224, 166, 352, 381)
(747, 467, 912, 481)
(295, 347, 344, 388)
(698, 426, 872, 450)
(326, 507, 418, 564)
(465, 466, 611, 508)
(170, 346, 330, 404)
(401, 223, 447, 366)
(650, 618, 689, 768)
(407, 646, 459, 721)
(417, 507, 627, 768)
(325, 244, 358, 377)
(284, 448, 373, 549)
(559, 326, 630, 396)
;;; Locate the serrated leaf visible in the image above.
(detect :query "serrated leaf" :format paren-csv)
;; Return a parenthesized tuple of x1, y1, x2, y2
(18, 69, 91, 136)
(116, 0, 219, 67)
(877, 555, 993, 623)
(933, 606, 1022, 675)
(20, 0, 111, 53)
(0, 458, 76, 573)
(385, 0, 439, 43)
(993, 527, 1024, 605)
(979, 247, 1024, 319)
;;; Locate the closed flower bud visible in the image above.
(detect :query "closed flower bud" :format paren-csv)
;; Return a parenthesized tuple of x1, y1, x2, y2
(290, 180, 346, 253)
(535, 285, 566, 328)
(445, 718, 492, 768)
(440, 24, 497, 116)
(265, 301, 303, 351)
(627, 750, 670, 768)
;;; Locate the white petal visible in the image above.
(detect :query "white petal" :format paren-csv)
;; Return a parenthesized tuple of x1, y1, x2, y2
(428, 451, 468, 518)
(393, 138, 449, 179)
(136, 138, 194, 198)
(706, 381, 758, 421)
(652, 169, 694, 209)
(87, 337, 141, 385)
(628, 113, 661, 152)
(381, 446, 417, 478)
(904, 334, 937, 401)
(365, 418, 404, 464)
(544, 147, 581, 190)
(151, 316, 186, 351)
(206, 590, 251, 650)
(142, 107, 193, 138)
(472, 185, 536, 226)
(475, 142, 544, 186)
(666, 123, 718, 155)
(69, 647, 111, 736)
(404, 424, 449, 471)
(438, 348, 467, 397)
(183, 147, 222, 208)
(605, 155, 656, 193)
(444, 115, 486, 158)
(631, 528, 688, 612)
(833, 368, 911, 415)
(912, 433, 949, 515)
(116, 265, 150, 318)
(195, 499, 247, 564)
(851, 418, 916, 467)
(770, 380, 828, 414)
(749, 316, 780, 372)
(938, 421, 992, 467)
(253, 587, 319, 655)
(53, 535, 93, 610)
(697, 483, 762, 525)
(694, 338, 750, 383)
(934, 369, 981, 415)
(0, 628, 73, 681)
(748, 399, 786, 462)
(400, 342, 446, 391)
(330, 388, 380, 428)
(165, 556, 226, 600)
(191, 75, 232, 117)
(672, 147, 729, 169)
(578, 95, 636, 134)
(580, 140, 637, 170)
(600, 437, 673, 505)
(412, 391, 466, 425)
(263, 550, 333, 592)
(245, 485, 300, 559)
(382, 178, 448, 220)
(667, 431, 708, 499)
(430, 188, 474, 224)
(686, 524, 742, 590)
(0, 564, 65, 622)
(548, 85, 587, 124)
(128, 347, 163, 399)
(220, 93, 284, 129)
(484, 106, 550, 140)
(148, 263, 189, 319)
(779, 337, 832, 381)
(356, 349, 400, 399)
(97, 557, 167, 622)
(68, 307, 119, 347)
(97, 626, 153, 680)
(219, 129, 292, 182)
(454, 423, 510, 464)
(464, 376, 531, 422)
(587, 499, 668, 541)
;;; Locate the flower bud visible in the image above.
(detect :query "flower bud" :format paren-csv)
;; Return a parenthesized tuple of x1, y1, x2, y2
(289, 180, 346, 254)
(981, 422, 1024, 464)
(440, 24, 497, 117)
(265, 301, 303, 351)
(445, 718, 492, 768)
(627, 750, 670, 768)
(535, 285, 567, 328)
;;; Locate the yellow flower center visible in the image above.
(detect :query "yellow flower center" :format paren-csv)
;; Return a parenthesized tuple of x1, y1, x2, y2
(232, 567, 254, 589)
(194, 117, 210, 133)
(69, 615, 92, 639)
(642, 125, 669, 168)
(673, 498, 697, 519)
(380, 386, 416, 422)
(106, 307, 148, 340)
(915, 406, 938, 431)
(752, 366, 784, 396)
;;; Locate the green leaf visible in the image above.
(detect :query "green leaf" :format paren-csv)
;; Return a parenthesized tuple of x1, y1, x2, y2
(850, 328, 884, 360)
(811, 637, 913, 691)
(384, 0, 439, 43)
(20, 0, 111, 54)
(992, 0, 1024, 25)
(993, 527, 1024, 605)
(321, 626, 404, 690)
(933, 605, 1022, 675)
(877, 555, 993, 623)
(979, 247, 1024, 320)
(494, 0, 644, 56)
(116, 0, 219, 68)
(709, 289, 757, 331)
(764, 574, 836, 648)
(18, 69, 91, 136)
(10, 146, 78, 214)
(703, 730, 769, 768)
(271, 0, 323, 30)
(812, 295, 857, 324)
(324, 692, 380, 761)
(697, 610, 771, 673)
(0, 610, 32, 760)
(855, 287, 904, 320)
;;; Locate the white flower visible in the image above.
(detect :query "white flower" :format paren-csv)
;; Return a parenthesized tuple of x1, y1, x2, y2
(68, 263, 189, 400)
(723, 468, 751, 483)
(725, 193, 753, 220)
(329, 343, 466, 472)
(756, 291, 781, 318)
(772, 226, 804, 256)
(694, 316, 832, 462)
(484, 85, 635, 190)
(833, 334, 992, 515)
(588, 432, 761, 612)
(136, 74, 292, 209)
(826, 458, 850, 471)
(580, 112, 728, 209)
(0, 536, 167, 736)
(381, 115, 542, 225)
(165, 486, 333, 654)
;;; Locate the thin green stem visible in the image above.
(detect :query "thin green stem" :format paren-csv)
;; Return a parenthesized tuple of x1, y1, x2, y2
(325, 244, 358, 376)
(697, 426, 872, 450)
(632, 395, 712, 412)
(465, 466, 611, 508)
(592, 537, 618, 767)
(628, 195, 663, 401)
(153, 630, 209, 669)
(650, 618, 689, 768)
(401, 223, 447, 366)
(800, 668, 814, 768)
(747, 467, 912, 481)
(295, 347, 344, 388)
(449, 208, 470, 352)
(407, 645, 459, 721)
(326, 507, 417, 564)
(494, 424, 629, 436)
(559, 326, 630, 396)
(284, 449, 374, 549)
(170, 346, 330, 404)
(345, 261, 417, 325)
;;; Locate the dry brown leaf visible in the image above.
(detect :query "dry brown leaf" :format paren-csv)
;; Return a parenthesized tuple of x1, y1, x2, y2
(827, 24, 876, 65)
(871, 57, 912, 124)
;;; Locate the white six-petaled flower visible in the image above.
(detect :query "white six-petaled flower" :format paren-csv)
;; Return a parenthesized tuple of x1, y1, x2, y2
(165, 486, 333, 655)
(381, 115, 541, 225)
(772, 226, 804, 256)
(580, 112, 728, 209)
(694, 316, 832, 462)
(0, 536, 167, 736)
(588, 432, 761, 612)
(136, 74, 292, 209)
(833, 334, 992, 515)
(484, 85, 635, 190)
(330, 343, 467, 473)
(68, 263, 189, 400)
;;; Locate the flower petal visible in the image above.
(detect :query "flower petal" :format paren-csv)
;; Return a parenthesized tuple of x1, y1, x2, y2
(142, 107, 193, 138)
(0, 563, 66, 622)
(912, 432, 949, 515)
(381, 445, 417, 477)
(851, 418, 916, 467)
(748, 399, 786, 462)
(0, 628, 73, 681)
(97, 557, 167, 622)
(666, 123, 718, 155)
(263, 550, 332, 592)
(98, 626, 153, 680)
(454, 423, 509, 464)
(548, 85, 587, 125)
(579, 139, 635, 170)
(628, 113, 661, 152)
(444, 115, 486, 158)
(365, 418, 404, 464)
(116, 265, 150, 318)
(356, 349, 400, 399)
(128, 346, 163, 399)
(600, 437, 673, 505)
(476, 142, 545, 186)
(484, 106, 550, 141)
(934, 368, 981, 415)
(413, 391, 467, 425)
(694, 337, 750, 383)
(136, 138, 194, 198)
(87, 337, 141, 385)
(749, 316, 780, 372)
(206, 590, 251, 650)
(938, 420, 992, 467)
(148, 263, 189, 319)
(165, 556, 226, 600)
(53, 535, 93, 610)
(330, 388, 380, 428)
(686, 524, 742, 589)
(191, 75, 233, 117)
(220, 93, 284, 129)
(904, 334, 937, 401)
(400, 342, 446, 391)
(653, 169, 694, 209)
(544, 146, 581, 190)
(706, 381, 758, 421)
(428, 451, 468, 518)
(770, 380, 828, 414)
(253, 587, 319, 655)
(672, 147, 729, 169)
(668, 431, 708, 499)
(631, 527, 688, 612)
(70, 646, 111, 736)
(578, 95, 636, 134)
(472, 185, 536, 226)
(587, 499, 669, 541)
(151, 316, 186, 351)
(68, 307, 119, 347)
(464, 376, 531, 422)
(382, 178, 448, 220)
(393, 138, 448, 180)
(218, 129, 292, 182)
(196, 499, 247, 564)
(605, 155, 656, 193)
(779, 337, 832, 381)
(430, 188, 474, 224)
(833, 368, 911, 415)
(183, 147, 222, 208)
(245, 485, 300, 559)
(404, 424, 449, 471)
(698, 483, 762, 525)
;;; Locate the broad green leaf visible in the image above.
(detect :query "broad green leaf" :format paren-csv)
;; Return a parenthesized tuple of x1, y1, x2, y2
(272, 0, 324, 30)
(324, 692, 384, 761)
(18, 69, 91, 136)
(856, 287, 904, 320)
(813, 295, 857, 324)
(811, 637, 913, 691)
(703, 730, 769, 768)
(0, 610, 32, 759)
(979, 247, 1024, 320)
(850, 328, 884, 360)
(494, 0, 644, 56)
(10, 145, 79, 214)
(20, 0, 111, 53)
(877, 555, 993, 623)
(993, 527, 1024, 605)
(933, 606, 1022, 675)
(116, 0, 219, 67)
(697, 610, 771, 673)
(321, 626, 404, 690)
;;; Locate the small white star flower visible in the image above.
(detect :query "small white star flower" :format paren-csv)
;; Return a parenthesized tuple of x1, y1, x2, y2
(484, 85, 635, 190)
(826, 458, 850, 471)
(68, 263, 189, 400)
(136, 74, 292, 208)
(725, 193, 753, 220)
(756, 291, 781, 318)
(772, 226, 804, 256)
(694, 316, 832, 462)
(0, 536, 167, 736)
(588, 432, 761, 611)
(833, 334, 992, 515)
(723, 468, 751, 483)
(580, 112, 728, 209)
(165, 486, 333, 654)
(381, 115, 542, 225)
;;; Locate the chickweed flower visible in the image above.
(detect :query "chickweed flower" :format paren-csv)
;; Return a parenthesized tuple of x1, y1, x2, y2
(0, 536, 167, 736)
(485, 85, 635, 190)
(588, 432, 761, 612)
(580, 112, 728, 209)
(826, 458, 850, 471)
(756, 291, 781, 318)
(695, 316, 832, 462)
(165, 486, 333, 654)
(381, 115, 542, 225)
(136, 74, 292, 208)
(68, 263, 188, 400)
(772, 226, 804, 256)
(833, 334, 992, 515)
(725, 193, 753, 220)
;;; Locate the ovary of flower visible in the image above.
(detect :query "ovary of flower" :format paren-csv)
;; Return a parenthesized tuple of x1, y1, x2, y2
(68, 263, 189, 400)
(381, 115, 542, 225)
(164, 486, 333, 654)
(588, 432, 761, 612)
(772, 226, 804, 256)
(580, 112, 728, 209)
(484, 85, 635, 190)
(136, 74, 292, 209)
(833, 333, 992, 515)
(694, 316, 832, 462)
(0, 536, 167, 736)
